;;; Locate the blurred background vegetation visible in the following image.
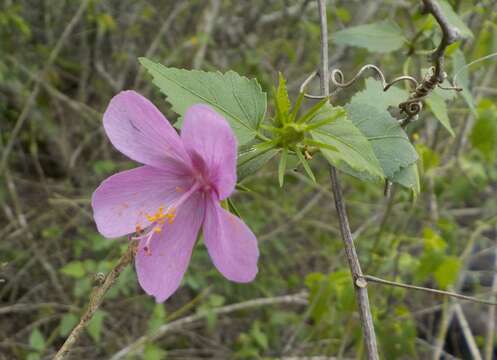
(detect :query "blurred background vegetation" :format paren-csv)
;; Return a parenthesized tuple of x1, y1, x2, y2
(1, 0, 497, 359)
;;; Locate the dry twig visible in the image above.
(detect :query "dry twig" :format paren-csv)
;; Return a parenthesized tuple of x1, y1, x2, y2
(52, 240, 138, 360)
(316, 0, 379, 359)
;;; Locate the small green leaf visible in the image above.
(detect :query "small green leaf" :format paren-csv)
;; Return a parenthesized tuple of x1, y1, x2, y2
(333, 20, 406, 52)
(296, 150, 316, 183)
(423, 228, 447, 252)
(140, 58, 267, 145)
(227, 198, 241, 218)
(425, 92, 454, 136)
(144, 344, 166, 360)
(278, 148, 288, 187)
(437, 0, 473, 38)
(296, 97, 329, 124)
(250, 322, 268, 350)
(417, 144, 440, 172)
(59, 313, 79, 337)
(289, 91, 305, 122)
(310, 104, 383, 180)
(60, 261, 85, 278)
(237, 141, 278, 181)
(434, 256, 461, 289)
(452, 49, 476, 115)
(87, 310, 106, 344)
(29, 328, 45, 352)
(470, 101, 497, 161)
(275, 72, 291, 124)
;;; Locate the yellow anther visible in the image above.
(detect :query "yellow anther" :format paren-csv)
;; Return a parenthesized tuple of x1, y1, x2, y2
(154, 227, 162, 233)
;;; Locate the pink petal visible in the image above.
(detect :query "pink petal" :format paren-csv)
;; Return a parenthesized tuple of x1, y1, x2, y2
(135, 192, 206, 302)
(103, 91, 189, 168)
(203, 196, 259, 282)
(181, 104, 237, 200)
(92, 165, 193, 238)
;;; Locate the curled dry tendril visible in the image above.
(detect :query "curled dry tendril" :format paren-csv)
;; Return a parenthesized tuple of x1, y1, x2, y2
(299, 64, 462, 124)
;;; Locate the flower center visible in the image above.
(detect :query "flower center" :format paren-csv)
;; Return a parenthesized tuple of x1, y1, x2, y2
(133, 181, 202, 256)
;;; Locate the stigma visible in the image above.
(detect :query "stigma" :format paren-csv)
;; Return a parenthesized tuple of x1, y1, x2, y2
(133, 206, 177, 256)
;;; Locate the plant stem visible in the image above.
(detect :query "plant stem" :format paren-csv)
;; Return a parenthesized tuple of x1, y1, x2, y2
(315, 1, 379, 359)
(53, 240, 138, 360)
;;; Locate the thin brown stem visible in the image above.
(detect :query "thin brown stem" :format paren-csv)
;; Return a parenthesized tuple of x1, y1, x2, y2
(362, 275, 497, 306)
(316, 1, 379, 359)
(52, 240, 139, 360)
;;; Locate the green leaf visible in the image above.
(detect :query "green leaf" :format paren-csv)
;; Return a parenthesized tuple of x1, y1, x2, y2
(434, 256, 461, 289)
(438, 0, 473, 38)
(391, 162, 420, 194)
(351, 78, 409, 109)
(333, 20, 406, 53)
(87, 310, 106, 344)
(237, 141, 278, 182)
(60, 261, 85, 278)
(278, 148, 288, 187)
(452, 49, 476, 115)
(345, 79, 419, 189)
(310, 104, 383, 180)
(417, 144, 440, 172)
(425, 92, 454, 136)
(144, 344, 166, 360)
(250, 322, 268, 350)
(275, 72, 291, 124)
(423, 227, 447, 252)
(59, 313, 79, 337)
(140, 58, 267, 145)
(470, 101, 497, 161)
(296, 150, 316, 183)
(29, 328, 45, 352)
(416, 251, 445, 283)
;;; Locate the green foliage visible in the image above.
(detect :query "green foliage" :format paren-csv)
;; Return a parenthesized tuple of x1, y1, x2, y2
(425, 91, 454, 136)
(470, 100, 497, 161)
(59, 313, 79, 337)
(345, 79, 419, 191)
(278, 147, 288, 187)
(438, 0, 473, 38)
(237, 142, 279, 181)
(29, 328, 45, 352)
(332, 20, 406, 52)
(305, 271, 355, 322)
(309, 104, 384, 180)
(139, 58, 267, 145)
(377, 307, 417, 359)
(87, 310, 106, 344)
(60, 261, 86, 278)
(434, 256, 461, 289)
(143, 344, 166, 360)
(416, 228, 461, 289)
(275, 72, 291, 125)
(452, 49, 476, 115)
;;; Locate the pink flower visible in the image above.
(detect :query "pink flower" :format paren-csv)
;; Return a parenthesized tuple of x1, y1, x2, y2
(91, 91, 259, 302)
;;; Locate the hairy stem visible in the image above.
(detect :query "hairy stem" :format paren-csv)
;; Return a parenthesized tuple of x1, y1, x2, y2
(53, 240, 138, 360)
(316, 1, 379, 359)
